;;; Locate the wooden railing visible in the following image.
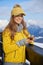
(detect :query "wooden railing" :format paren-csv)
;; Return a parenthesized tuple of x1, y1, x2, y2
(26, 44, 43, 65)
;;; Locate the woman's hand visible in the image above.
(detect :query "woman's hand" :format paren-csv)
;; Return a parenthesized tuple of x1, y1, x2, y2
(26, 36, 34, 44)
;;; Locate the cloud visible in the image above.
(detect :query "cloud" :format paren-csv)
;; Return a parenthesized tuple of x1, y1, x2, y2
(27, 19, 43, 28)
(0, 19, 9, 31)
(20, 0, 43, 13)
(0, 6, 12, 20)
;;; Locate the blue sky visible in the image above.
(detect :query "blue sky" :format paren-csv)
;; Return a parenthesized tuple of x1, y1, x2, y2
(0, 0, 43, 28)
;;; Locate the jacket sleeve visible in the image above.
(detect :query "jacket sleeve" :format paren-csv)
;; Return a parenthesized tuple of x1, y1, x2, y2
(2, 30, 19, 54)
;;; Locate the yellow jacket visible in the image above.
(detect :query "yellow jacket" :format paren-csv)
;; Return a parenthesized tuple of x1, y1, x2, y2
(2, 29, 30, 63)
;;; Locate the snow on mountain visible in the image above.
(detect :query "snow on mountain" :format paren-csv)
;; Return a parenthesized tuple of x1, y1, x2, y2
(27, 19, 43, 37)
(27, 20, 43, 43)
(35, 36, 43, 40)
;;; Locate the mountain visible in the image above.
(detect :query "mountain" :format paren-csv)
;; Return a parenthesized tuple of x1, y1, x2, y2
(35, 38, 43, 43)
(27, 24, 43, 43)
(27, 24, 43, 37)
(38, 28, 43, 36)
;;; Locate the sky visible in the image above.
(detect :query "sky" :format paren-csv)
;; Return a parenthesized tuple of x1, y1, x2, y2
(0, 0, 43, 29)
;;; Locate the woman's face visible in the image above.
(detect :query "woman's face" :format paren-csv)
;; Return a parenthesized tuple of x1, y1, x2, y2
(14, 14, 23, 24)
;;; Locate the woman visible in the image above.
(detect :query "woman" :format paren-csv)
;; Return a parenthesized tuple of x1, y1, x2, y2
(2, 4, 34, 65)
